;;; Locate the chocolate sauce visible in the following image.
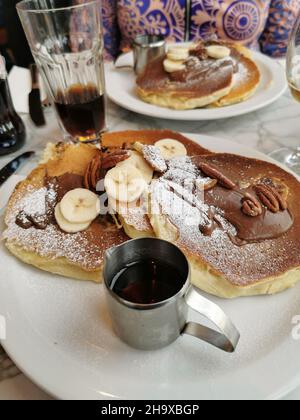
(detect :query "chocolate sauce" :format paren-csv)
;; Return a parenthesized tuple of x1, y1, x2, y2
(171, 59, 234, 84)
(111, 259, 185, 305)
(28, 214, 49, 230)
(204, 185, 293, 243)
(15, 173, 83, 230)
(16, 211, 33, 229)
(137, 55, 234, 98)
(190, 155, 295, 244)
(50, 173, 84, 202)
(15, 210, 51, 230)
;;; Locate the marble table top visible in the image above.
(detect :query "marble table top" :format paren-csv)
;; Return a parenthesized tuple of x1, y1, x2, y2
(0, 93, 300, 399)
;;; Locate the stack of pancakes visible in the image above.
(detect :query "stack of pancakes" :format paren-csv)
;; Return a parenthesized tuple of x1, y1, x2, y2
(2, 131, 207, 284)
(136, 42, 260, 110)
(3, 130, 300, 299)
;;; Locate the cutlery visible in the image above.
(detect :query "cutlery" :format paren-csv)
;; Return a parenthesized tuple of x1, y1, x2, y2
(0, 151, 35, 187)
(29, 64, 46, 127)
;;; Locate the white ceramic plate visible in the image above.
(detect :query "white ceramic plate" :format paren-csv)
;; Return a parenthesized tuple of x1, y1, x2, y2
(105, 50, 286, 121)
(1, 134, 300, 400)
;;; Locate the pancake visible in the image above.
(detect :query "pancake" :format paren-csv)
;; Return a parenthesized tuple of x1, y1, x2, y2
(103, 133, 300, 298)
(137, 56, 234, 110)
(2, 130, 211, 282)
(136, 42, 260, 110)
(3, 142, 129, 283)
(212, 45, 260, 107)
(102, 129, 211, 155)
(5, 130, 299, 300)
(148, 154, 300, 298)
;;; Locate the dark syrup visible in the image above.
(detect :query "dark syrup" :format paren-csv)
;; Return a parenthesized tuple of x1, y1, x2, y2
(0, 79, 26, 155)
(54, 84, 105, 140)
(111, 259, 185, 305)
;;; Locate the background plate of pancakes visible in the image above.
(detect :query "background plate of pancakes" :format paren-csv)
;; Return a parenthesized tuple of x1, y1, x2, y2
(1, 133, 300, 400)
(106, 45, 287, 121)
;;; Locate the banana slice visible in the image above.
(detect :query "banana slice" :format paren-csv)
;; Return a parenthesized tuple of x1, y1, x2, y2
(167, 47, 189, 61)
(132, 141, 144, 154)
(55, 204, 91, 234)
(206, 45, 231, 59)
(104, 164, 147, 203)
(168, 46, 189, 55)
(167, 52, 189, 61)
(60, 188, 100, 224)
(117, 151, 153, 184)
(163, 59, 186, 73)
(155, 139, 187, 160)
(109, 197, 140, 215)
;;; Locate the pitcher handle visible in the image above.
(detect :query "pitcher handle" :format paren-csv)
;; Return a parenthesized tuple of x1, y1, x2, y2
(183, 285, 240, 353)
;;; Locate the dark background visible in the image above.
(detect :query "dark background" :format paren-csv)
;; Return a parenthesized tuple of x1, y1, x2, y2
(0, 0, 32, 70)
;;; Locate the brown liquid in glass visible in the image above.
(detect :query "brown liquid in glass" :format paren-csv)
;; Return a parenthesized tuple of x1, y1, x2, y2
(111, 259, 185, 305)
(54, 84, 105, 141)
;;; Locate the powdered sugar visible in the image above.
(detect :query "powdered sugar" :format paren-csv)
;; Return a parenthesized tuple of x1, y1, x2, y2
(142, 145, 167, 173)
(149, 156, 294, 286)
(120, 196, 153, 233)
(233, 61, 250, 87)
(5, 222, 102, 268)
(4, 152, 297, 286)
(17, 187, 47, 218)
(191, 56, 234, 73)
(151, 156, 237, 234)
(2, 184, 124, 270)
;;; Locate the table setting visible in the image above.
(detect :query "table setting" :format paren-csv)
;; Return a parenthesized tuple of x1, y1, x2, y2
(1, 0, 300, 401)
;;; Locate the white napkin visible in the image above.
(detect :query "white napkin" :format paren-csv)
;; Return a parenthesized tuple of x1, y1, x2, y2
(114, 52, 134, 69)
(7, 66, 47, 114)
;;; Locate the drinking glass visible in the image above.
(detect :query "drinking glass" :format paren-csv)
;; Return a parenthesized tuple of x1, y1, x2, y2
(17, 0, 106, 143)
(269, 10, 300, 173)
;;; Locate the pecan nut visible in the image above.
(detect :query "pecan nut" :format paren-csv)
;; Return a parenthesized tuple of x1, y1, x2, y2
(268, 185, 288, 211)
(274, 183, 289, 203)
(254, 184, 281, 213)
(84, 153, 102, 191)
(84, 151, 130, 191)
(241, 193, 263, 217)
(190, 43, 208, 60)
(197, 162, 236, 190)
(101, 150, 130, 170)
(84, 161, 92, 190)
(258, 177, 289, 202)
(122, 142, 130, 150)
